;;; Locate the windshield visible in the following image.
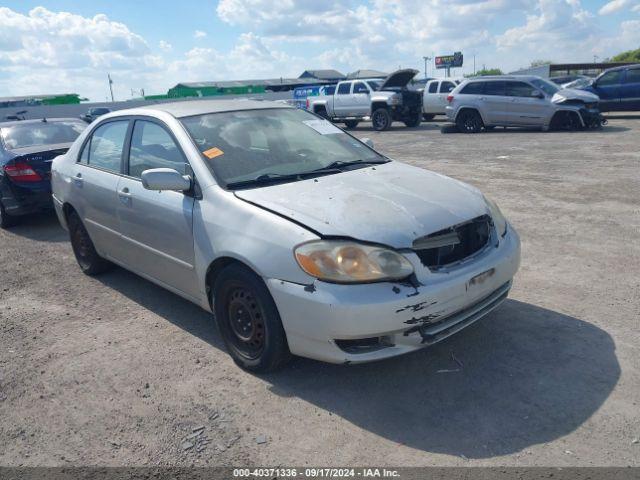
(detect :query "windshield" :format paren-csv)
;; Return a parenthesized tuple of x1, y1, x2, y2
(0, 121, 86, 150)
(530, 78, 560, 96)
(181, 108, 386, 189)
(366, 81, 382, 91)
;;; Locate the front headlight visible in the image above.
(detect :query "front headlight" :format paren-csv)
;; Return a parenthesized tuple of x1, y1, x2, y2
(484, 196, 507, 237)
(294, 240, 414, 283)
(389, 94, 402, 105)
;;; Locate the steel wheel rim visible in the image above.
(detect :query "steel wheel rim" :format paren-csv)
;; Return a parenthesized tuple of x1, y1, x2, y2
(227, 287, 265, 358)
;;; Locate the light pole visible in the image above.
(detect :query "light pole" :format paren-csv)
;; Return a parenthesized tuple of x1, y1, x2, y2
(423, 56, 432, 79)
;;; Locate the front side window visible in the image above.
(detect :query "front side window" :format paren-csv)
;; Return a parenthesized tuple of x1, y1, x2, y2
(353, 82, 368, 94)
(181, 108, 387, 189)
(337, 83, 351, 95)
(506, 81, 538, 97)
(428, 82, 439, 93)
(0, 121, 86, 150)
(128, 121, 187, 178)
(85, 121, 128, 173)
(624, 69, 640, 84)
(439, 81, 456, 93)
(598, 70, 622, 86)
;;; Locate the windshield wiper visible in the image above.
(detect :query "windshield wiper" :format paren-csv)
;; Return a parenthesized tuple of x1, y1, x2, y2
(226, 169, 343, 189)
(312, 159, 388, 172)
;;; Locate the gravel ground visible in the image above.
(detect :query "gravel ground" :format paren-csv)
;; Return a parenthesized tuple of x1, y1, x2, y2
(1, 114, 638, 467)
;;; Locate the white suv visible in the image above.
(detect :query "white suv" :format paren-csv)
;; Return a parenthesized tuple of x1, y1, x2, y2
(422, 78, 462, 120)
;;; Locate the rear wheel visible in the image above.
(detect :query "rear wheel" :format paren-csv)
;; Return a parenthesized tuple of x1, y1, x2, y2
(67, 210, 112, 275)
(344, 120, 359, 129)
(372, 108, 392, 131)
(456, 109, 484, 133)
(213, 264, 291, 372)
(0, 201, 18, 229)
(315, 108, 329, 120)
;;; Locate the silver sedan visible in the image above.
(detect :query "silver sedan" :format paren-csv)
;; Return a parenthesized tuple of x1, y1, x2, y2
(51, 100, 520, 372)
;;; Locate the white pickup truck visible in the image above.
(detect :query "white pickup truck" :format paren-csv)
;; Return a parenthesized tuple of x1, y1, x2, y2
(307, 69, 423, 131)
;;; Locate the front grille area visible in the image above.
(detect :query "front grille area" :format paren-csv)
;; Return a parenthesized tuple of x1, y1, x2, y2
(413, 215, 492, 270)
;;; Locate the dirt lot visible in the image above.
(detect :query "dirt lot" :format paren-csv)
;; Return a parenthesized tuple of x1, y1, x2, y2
(1, 115, 639, 467)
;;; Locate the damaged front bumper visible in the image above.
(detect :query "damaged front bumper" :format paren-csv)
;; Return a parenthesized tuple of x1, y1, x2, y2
(267, 226, 521, 364)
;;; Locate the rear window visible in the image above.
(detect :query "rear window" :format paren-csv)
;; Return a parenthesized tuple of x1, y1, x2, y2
(439, 81, 456, 93)
(460, 82, 484, 94)
(0, 121, 86, 150)
(484, 81, 505, 96)
(428, 82, 439, 93)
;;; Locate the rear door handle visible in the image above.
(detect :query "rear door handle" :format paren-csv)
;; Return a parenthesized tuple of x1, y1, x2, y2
(73, 172, 83, 186)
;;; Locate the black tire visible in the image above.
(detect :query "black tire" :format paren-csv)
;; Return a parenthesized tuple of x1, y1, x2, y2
(456, 109, 484, 133)
(213, 264, 291, 373)
(67, 210, 112, 275)
(0, 201, 18, 229)
(372, 108, 392, 131)
(422, 113, 435, 121)
(344, 120, 359, 129)
(403, 112, 421, 128)
(550, 111, 581, 131)
(440, 124, 459, 134)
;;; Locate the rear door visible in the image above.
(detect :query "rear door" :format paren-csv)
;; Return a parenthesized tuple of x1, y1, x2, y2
(479, 81, 509, 124)
(619, 68, 640, 111)
(594, 70, 623, 111)
(505, 81, 550, 126)
(115, 118, 199, 299)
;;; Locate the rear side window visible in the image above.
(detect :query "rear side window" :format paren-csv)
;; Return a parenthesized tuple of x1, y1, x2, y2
(598, 71, 622, 86)
(428, 82, 439, 93)
(337, 83, 351, 95)
(506, 81, 537, 97)
(460, 82, 484, 94)
(439, 81, 456, 93)
(128, 121, 187, 178)
(625, 69, 640, 84)
(82, 121, 128, 173)
(484, 81, 506, 96)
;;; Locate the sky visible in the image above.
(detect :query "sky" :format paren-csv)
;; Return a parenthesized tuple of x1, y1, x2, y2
(0, 0, 639, 101)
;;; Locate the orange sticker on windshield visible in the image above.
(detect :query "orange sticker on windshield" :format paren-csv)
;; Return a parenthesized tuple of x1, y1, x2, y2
(203, 147, 224, 159)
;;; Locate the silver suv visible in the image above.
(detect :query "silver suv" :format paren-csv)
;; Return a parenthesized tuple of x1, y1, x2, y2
(445, 75, 602, 133)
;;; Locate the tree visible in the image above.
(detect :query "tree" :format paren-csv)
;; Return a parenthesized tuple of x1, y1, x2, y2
(610, 48, 640, 63)
(530, 59, 552, 67)
(467, 68, 503, 77)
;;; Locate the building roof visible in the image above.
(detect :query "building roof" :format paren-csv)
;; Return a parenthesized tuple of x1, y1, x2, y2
(171, 77, 333, 90)
(139, 99, 291, 118)
(0, 94, 78, 103)
(347, 69, 388, 79)
(298, 69, 346, 80)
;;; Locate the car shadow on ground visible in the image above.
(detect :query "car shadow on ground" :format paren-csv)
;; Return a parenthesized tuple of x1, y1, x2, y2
(352, 123, 444, 133)
(93, 267, 620, 459)
(4, 211, 67, 243)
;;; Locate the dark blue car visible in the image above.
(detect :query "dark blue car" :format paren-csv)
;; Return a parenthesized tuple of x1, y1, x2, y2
(582, 64, 640, 112)
(0, 118, 86, 228)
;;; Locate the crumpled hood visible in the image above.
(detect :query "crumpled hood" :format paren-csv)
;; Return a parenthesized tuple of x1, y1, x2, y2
(234, 161, 489, 248)
(552, 88, 599, 104)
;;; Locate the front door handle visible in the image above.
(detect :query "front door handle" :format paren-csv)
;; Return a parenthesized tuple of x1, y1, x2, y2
(73, 172, 83, 186)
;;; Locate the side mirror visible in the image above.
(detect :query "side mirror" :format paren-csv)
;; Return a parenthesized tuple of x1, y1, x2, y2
(361, 138, 374, 148)
(532, 90, 544, 99)
(141, 168, 191, 192)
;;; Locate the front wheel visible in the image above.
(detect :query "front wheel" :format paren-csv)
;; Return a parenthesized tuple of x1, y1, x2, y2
(68, 211, 112, 275)
(213, 264, 291, 372)
(372, 108, 392, 131)
(344, 120, 359, 129)
(456, 109, 484, 133)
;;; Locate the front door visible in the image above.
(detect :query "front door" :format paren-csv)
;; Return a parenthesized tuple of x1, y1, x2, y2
(505, 81, 550, 126)
(594, 70, 623, 111)
(351, 82, 370, 116)
(115, 119, 199, 299)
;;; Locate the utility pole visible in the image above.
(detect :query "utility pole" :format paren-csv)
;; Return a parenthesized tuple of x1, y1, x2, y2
(473, 54, 476, 75)
(593, 55, 599, 64)
(107, 73, 114, 102)
(423, 56, 432, 79)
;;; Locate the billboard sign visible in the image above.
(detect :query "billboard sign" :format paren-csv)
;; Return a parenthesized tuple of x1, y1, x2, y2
(435, 52, 463, 69)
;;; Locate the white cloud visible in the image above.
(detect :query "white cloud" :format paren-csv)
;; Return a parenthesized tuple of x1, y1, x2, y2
(194, 30, 207, 39)
(599, 0, 631, 15)
(632, 3, 640, 11)
(158, 40, 172, 52)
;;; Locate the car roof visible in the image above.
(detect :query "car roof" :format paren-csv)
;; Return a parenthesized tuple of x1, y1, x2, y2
(0, 118, 84, 128)
(602, 63, 640, 72)
(139, 99, 292, 119)
(465, 75, 542, 82)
